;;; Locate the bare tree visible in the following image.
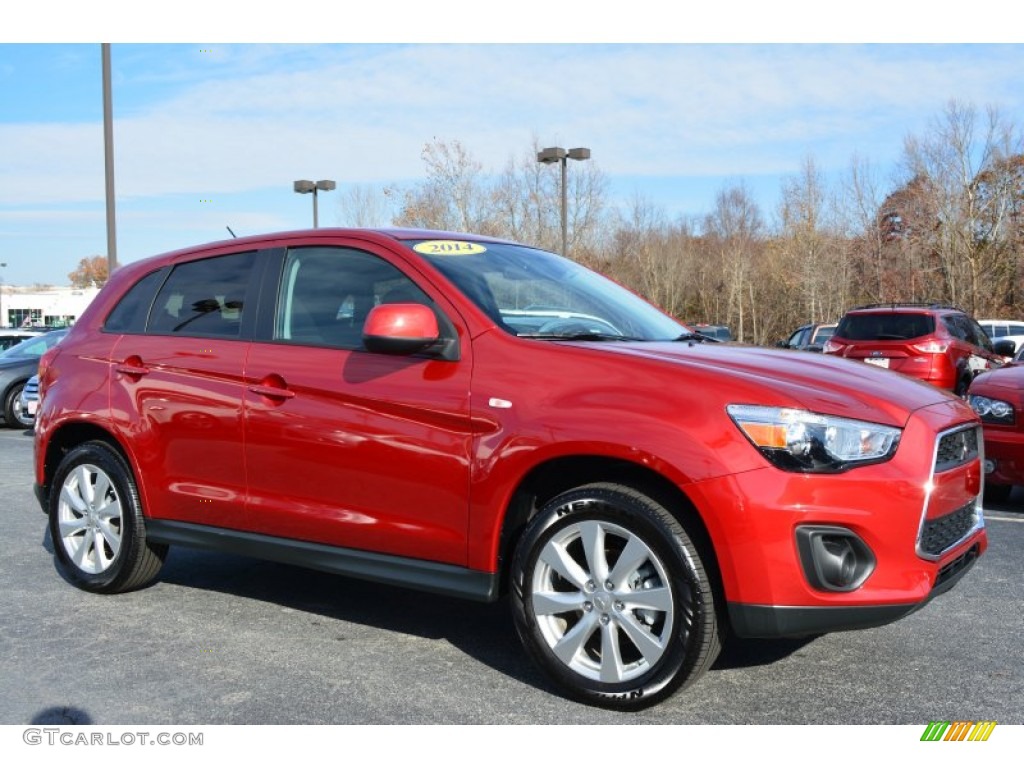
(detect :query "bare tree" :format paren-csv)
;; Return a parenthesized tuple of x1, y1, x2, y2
(704, 183, 764, 343)
(900, 101, 1022, 314)
(336, 184, 394, 228)
(393, 138, 495, 233)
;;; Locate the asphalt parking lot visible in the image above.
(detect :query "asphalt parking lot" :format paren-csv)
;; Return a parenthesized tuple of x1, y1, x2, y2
(1, 426, 1022, 725)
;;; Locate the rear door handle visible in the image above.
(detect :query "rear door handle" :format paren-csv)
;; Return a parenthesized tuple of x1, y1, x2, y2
(115, 357, 149, 378)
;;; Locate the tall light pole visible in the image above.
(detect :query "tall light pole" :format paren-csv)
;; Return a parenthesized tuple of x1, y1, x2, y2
(537, 146, 591, 257)
(0, 262, 6, 327)
(293, 179, 336, 228)
(102, 44, 117, 272)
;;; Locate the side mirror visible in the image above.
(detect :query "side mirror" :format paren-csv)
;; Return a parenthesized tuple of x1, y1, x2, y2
(363, 303, 440, 356)
(992, 339, 1016, 358)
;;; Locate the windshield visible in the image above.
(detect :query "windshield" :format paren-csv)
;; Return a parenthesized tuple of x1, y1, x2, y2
(411, 240, 688, 341)
(0, 330, 67, 359)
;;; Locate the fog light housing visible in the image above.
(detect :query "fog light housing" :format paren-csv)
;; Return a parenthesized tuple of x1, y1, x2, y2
(983, 459, 996, 474)
(796, 526, 875, 592)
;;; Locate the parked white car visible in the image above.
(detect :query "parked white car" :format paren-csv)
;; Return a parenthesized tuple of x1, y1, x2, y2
(978, 319, 1024, 355)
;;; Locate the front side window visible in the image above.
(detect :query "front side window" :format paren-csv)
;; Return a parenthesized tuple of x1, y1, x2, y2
(147, 252, 256, 338)
(275, 246, 432, 349)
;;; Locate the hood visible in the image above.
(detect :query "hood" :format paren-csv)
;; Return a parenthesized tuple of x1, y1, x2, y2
(575, 341, 960, 427)
(970, 363, 1024, 393)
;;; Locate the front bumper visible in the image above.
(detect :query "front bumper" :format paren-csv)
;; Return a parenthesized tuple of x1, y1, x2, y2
(979, 423, 1024, 486)
(686, 401, 987, 637)
(728, 541, 981, 637)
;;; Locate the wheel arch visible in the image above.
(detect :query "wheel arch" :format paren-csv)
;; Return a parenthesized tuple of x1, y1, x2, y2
(495, 455, 723, 601)
(39, 421, 138, 511)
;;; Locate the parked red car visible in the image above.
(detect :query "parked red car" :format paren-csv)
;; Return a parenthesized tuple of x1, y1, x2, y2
(823, 303, 1013, 395)
(968, 360, 1024, 503)
(35, 230, 987, 709)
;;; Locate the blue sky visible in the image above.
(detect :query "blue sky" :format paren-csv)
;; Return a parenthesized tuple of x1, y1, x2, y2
(2, 4, 1022, 286)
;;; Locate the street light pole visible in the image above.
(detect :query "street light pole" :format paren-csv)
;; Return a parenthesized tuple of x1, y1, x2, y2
(537, 146, 591, 257)
(102, 44, 117, 273)
(293, 179, 337, 228)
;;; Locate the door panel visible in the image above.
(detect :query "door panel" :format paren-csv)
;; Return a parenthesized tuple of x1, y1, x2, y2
(242, 245, 474, 565)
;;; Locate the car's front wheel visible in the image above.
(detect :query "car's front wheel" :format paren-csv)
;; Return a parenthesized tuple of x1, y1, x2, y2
(49, 441, 167, 593)
(3, 381, 33, 430)
(511, 483, 721, 710)
(983, 483, 1013, 505)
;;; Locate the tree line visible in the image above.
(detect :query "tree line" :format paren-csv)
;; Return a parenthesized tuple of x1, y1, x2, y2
(339, 100, 1023, 344)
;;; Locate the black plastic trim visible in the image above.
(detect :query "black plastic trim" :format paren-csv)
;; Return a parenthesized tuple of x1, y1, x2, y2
(145, 519, 500, 603)
(728, 602, 917, 638)
(728, 547, 980, 638)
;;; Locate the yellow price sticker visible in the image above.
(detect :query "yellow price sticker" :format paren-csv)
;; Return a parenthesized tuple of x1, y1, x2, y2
(412, 240, 488, 256)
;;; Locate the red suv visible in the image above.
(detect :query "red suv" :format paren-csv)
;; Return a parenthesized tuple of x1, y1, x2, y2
(34, 230, 987, 710)
(823, 303, 1012, 395)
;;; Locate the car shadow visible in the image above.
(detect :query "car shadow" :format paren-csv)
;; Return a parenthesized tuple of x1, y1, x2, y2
(713, 635, 819, 670)
(155, 545, 552, 692)
(37, 527, 830, 699)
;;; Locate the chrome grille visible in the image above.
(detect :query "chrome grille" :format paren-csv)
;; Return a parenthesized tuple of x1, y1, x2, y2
(934, 426, 979, 472)
(920, 502, 977, 557)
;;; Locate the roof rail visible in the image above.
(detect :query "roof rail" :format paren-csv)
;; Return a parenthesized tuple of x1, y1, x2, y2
(848, 301, 965, 312)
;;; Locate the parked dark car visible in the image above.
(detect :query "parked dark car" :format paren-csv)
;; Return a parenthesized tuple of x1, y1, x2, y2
(689, 323, 732, 342)
(0, 329, 68, 429)
(824, 303, 1013, 395)
(779, 322, 837, 352)
(0, 330, 42, 351)
(34, 230, 987, 710)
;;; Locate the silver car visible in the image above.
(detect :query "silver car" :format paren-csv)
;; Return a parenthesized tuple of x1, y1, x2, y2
(16, 374, 39, 427)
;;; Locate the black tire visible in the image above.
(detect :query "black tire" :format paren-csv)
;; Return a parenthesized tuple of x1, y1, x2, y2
(983, 483, 1013, 505)
(49, 441, 167, 593)
(3, 381, 32, 430)
(955, 373, 972, 398)
(511, 483, 721, 710)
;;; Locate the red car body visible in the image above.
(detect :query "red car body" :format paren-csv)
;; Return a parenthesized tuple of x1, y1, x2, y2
(34, 230, 988, 709)
(968, 362, 1024, 499)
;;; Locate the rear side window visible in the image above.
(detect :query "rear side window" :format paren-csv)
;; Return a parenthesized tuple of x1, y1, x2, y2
(836, 313, 934, 341)
(147, 252, 257, 338)
(104, 267, 169, 333)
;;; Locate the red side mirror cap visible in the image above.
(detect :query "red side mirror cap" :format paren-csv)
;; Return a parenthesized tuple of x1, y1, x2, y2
(363, 303, 440, 355)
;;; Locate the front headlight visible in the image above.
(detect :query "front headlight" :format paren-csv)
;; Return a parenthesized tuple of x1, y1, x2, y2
(968, 394, 1015, 425)
(727, 405, 902, 473)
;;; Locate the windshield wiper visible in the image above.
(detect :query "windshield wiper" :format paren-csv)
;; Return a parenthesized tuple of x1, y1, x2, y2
(673, 332, 720, 343)
(518, 332, 643, 342)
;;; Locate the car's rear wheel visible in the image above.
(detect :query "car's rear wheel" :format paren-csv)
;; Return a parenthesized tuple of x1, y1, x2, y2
(49, 441, 167, 593)
(511, 483, 720, 710)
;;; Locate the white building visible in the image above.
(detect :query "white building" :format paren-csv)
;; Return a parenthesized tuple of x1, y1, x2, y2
(1, 285, 101, 329)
